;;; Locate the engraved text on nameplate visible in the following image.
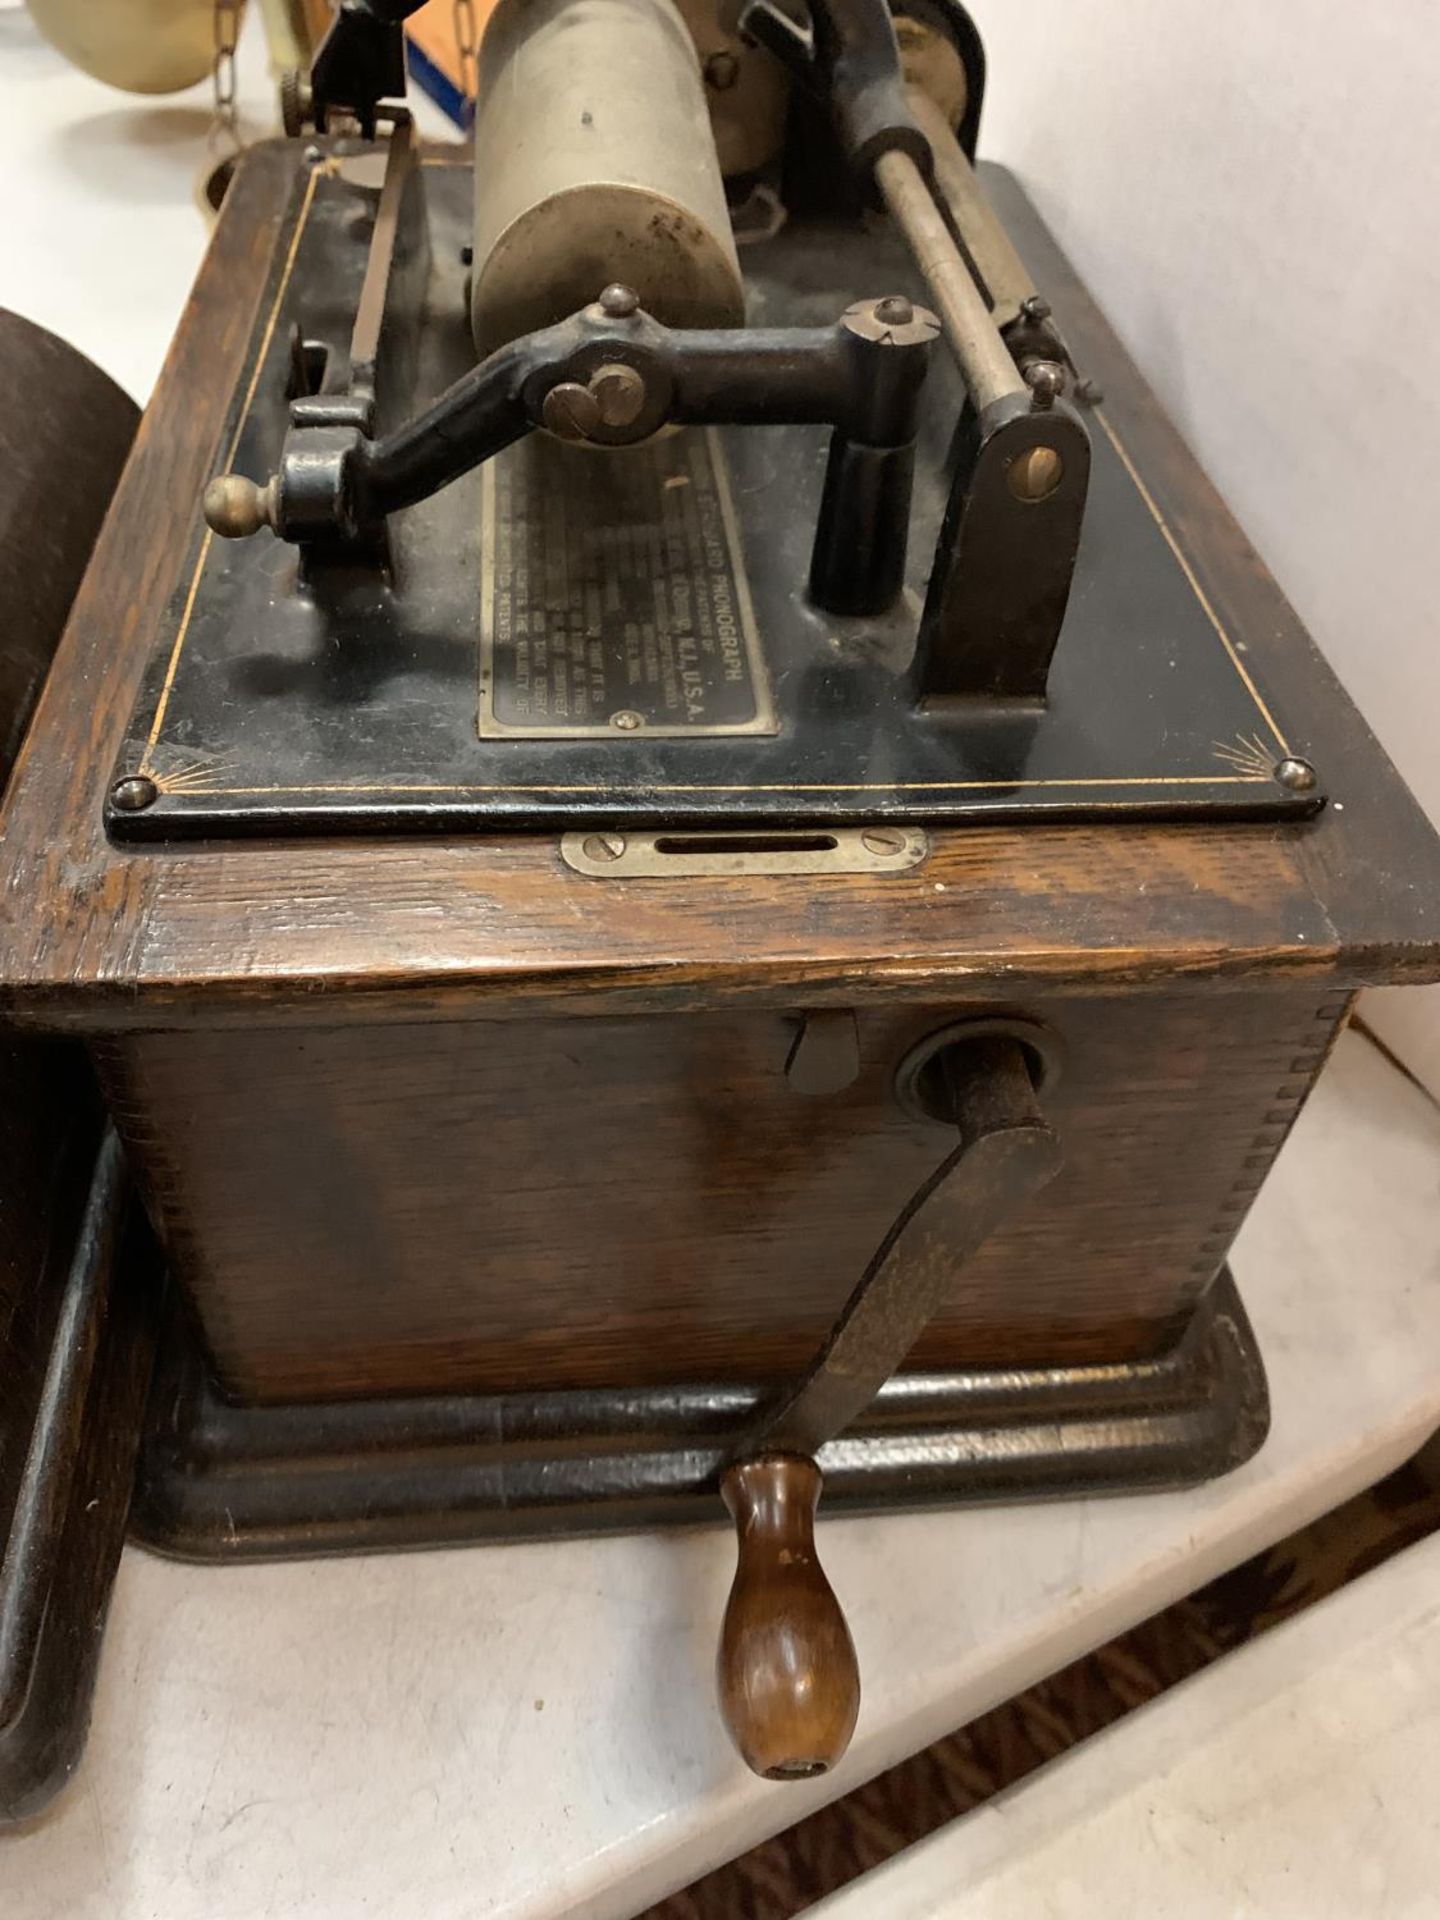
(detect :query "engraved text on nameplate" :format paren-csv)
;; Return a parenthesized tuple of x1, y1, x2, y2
(479, 427, 775, 738)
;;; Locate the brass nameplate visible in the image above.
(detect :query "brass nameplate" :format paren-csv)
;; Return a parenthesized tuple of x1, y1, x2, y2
(479, 427, 776, 739)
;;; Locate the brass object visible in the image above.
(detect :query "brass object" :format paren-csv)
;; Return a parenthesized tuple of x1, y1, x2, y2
(28, 0, 215, 93)
(874, 147, 1028, 411)
(539, 361, 648, 440)
(540, 382, 603, 442)
(588, 362, 648, 429)
(906, 84, 1036, 329)
(109, 775, 160, 813)
(258, 0, 330, 72)
(559, 826, 930, 878)
(1007, 444, 1065, 502)
(469, 0, 746, 353)
(1024, 359, 1066, 408)
(895, 11, 968, 126)
(203, 473, 276, 538)
(1275, 756, 1319, 793)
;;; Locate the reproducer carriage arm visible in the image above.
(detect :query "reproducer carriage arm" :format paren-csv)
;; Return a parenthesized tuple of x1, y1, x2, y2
(207, 286, 941, 621)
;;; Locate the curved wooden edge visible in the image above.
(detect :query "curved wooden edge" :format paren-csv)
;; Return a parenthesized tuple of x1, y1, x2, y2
(0, 1145, 156, 1825)
(0, 309, 152, 1824)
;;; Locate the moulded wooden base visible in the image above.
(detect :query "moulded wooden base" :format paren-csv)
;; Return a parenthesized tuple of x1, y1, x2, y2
(131, 1268, 1267, 1561)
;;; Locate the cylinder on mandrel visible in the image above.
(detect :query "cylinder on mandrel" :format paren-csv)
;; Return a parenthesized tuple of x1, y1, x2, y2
(470, 0, 746, 354)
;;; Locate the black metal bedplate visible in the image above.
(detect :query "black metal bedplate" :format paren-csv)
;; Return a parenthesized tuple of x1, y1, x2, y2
(109, 151, 1319, 839)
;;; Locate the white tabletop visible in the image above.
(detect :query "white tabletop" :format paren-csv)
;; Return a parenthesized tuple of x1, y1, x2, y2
(811, 1469, 1440, 1918)
(5, 21, 1440, 1917)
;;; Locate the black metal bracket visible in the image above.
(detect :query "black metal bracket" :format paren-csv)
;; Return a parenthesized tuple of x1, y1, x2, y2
(916, 388, 1092, 702)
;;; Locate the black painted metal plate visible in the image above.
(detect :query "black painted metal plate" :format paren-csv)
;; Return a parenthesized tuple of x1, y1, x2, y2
(110, 155, 1318, 838)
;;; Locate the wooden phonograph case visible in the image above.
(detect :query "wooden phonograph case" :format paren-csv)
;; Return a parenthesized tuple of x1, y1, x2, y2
(2, 0, 1438, 1810)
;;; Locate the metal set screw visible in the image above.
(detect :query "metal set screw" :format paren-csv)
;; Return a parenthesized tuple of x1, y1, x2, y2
(582, 833, 626, 863)
(1023, 360, 1064, 410)
(873, 295, 915, 328)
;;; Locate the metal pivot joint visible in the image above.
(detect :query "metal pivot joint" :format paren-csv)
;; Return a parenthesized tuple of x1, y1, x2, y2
(206, 289, 940, 622)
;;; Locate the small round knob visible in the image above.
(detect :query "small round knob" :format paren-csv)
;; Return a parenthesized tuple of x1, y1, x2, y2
(717, 1455, 860, 1780)
(279, 67, 313, 139)
(597, 283, 640, 318)
(873, 294, 914, 328)
(203, 473, 275, 539)
(1023, 359, 1065, 410)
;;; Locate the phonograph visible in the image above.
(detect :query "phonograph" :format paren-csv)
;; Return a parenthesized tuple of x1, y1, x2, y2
(2, 0, 1439, 1811)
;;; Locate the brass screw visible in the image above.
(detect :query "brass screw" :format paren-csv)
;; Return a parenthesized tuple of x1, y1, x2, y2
(861, 827, 909, 857)
(611, 710, 643, 731)
(582, 833, 626, 862)
(1024, 359, 1065, 410)
(873, 294, 915, 328)
(589, 362, 647, 429)
(1007, 446, 1064, 503)
(542, 381, 602, 442)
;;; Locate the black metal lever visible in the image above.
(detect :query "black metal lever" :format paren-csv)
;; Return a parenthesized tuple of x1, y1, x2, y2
(204, 288, 939, 620)
(748, 1034, 1061, 1457)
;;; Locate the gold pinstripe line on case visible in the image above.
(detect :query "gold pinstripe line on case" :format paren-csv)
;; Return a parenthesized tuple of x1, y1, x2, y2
(1091, 408, 1290, 753)
(141, 163, 323, 770)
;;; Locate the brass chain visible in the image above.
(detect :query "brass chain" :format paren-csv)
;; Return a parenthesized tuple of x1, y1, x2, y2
(453, 0, 480, 109)
(212, 0, 245, 152)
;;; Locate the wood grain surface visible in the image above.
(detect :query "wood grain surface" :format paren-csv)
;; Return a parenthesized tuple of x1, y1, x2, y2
(95, 987, 1348, 1399)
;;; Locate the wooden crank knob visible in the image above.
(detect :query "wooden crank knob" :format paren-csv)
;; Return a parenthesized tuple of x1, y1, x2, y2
(717, 1454, 860, 1779)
